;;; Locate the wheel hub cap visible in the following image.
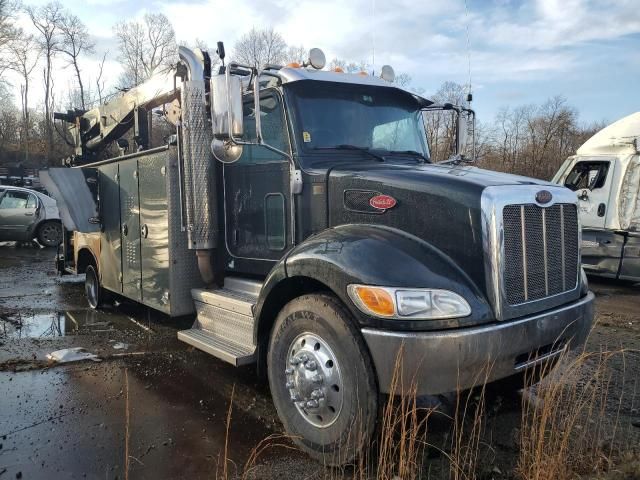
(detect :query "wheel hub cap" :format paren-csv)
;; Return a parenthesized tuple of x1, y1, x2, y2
(285, 332, 343, 428)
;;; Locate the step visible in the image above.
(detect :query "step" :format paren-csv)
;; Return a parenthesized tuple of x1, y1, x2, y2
(191, 287, 257, 316)
(178, 329, 255, 366)
(223, 276, 262, 298)
(179, 280, 261, 366)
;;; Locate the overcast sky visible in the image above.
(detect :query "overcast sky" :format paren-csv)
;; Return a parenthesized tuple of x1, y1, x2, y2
(10, 0, 640, 124)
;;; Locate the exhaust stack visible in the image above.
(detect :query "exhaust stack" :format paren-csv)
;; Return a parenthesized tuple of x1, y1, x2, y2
(178, 46, 218, 285)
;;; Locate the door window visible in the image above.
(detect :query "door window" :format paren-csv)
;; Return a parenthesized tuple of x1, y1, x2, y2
(265, 193, 286, 250)
(0, 191, 30, 209)
(564, 161, 610, 191)
(237, 93, 289, 164)
(26, 194, 37, 209)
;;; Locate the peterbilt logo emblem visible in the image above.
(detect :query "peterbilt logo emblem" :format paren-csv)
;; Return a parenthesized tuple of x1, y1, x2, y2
(536, 190, 553, 204)
(369, 194, 397, 210)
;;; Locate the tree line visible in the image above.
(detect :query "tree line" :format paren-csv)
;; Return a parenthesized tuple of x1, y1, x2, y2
(0, 1, 603, 181)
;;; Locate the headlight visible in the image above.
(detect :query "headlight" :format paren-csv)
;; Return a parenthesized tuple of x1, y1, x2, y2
(347, 285, 471, 320)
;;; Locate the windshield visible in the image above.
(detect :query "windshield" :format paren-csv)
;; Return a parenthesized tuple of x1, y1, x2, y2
(287, 81, 429, 160)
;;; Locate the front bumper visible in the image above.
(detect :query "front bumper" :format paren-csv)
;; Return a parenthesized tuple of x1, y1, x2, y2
(362, 291, 595, 396)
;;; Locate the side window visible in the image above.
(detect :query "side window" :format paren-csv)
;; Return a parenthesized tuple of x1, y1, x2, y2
(0, 191, 30, 209)
(26, 194, 37, 209)
(564, 161, 610, 191)
(238, 93, 288, 165)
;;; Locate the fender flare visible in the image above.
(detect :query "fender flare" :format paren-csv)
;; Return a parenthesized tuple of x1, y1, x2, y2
(254, 224, 492, 342)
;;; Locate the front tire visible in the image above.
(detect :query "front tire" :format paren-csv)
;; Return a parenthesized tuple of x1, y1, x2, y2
(85, 265, 103, 309)
(267, 294, 378, 466)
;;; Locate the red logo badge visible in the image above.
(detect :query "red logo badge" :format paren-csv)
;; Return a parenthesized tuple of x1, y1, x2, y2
(369, 194, 397, 210)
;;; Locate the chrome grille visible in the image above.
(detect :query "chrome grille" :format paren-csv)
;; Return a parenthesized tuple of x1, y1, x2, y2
(503, 204, 579, 306)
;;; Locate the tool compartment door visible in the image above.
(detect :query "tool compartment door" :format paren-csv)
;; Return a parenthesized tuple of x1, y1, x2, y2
(98, 163, 123, 293)
(119, 159, 142, 301)
(138, 153, 170, 312)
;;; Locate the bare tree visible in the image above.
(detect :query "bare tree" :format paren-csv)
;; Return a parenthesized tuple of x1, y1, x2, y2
(395, 72, 412, 88)
(328, 57, 368, 73)
(423, 81, 469, 162)
(0, 0, 18, 80)
(6, 32, 41, 162)
(114, 13, 177, 87)
(58, 12, 94, 109)
(233, 27, 287, 68)
(285, 44, 307, 64)
(25, 1, 64, 162)
(0, 84, 19, 156)
(95, 50, 108, 105)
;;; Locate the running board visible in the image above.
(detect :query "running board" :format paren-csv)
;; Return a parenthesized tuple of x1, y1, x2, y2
(178, 329, 255, 366)
(177, 277, 262, 367)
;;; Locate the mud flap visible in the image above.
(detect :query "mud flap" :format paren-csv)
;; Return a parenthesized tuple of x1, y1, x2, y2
(39, 168, 99, 233)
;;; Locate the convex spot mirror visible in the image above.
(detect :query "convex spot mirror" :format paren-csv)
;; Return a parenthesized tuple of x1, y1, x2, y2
(307, 48, 326, 70)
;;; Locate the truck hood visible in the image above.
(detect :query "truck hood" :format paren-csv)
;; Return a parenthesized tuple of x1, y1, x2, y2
(327, 162, 552, 295)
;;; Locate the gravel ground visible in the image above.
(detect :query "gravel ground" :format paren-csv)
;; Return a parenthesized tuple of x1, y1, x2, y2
(0, 243, 638, 479)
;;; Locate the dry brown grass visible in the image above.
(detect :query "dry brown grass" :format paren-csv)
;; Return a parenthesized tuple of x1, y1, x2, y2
(216, 343, 637, 480)
(517, 348, 636, 480)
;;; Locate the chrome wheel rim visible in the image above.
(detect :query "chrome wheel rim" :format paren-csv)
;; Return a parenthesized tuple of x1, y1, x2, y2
(285, 332, 344, 428)
(85, 271, 98, 308)
(40, 224, 61, 246)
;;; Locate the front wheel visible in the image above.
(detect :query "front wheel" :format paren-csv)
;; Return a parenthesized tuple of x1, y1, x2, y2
(267, 294, 378, 466)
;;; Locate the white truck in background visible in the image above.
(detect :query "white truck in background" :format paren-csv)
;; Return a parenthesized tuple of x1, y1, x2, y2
(553, 112, 640, 281)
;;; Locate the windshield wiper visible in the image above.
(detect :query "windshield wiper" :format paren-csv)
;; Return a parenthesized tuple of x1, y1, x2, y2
(388, 150, 430, 163)
(313, 144, 386, 162)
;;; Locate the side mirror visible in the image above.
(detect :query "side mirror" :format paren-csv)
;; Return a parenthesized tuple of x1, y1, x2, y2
(456, 109, 475, 160)
(210, 73, 244, 163)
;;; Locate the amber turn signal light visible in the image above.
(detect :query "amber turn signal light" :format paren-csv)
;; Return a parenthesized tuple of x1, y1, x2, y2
(350, 286, 395, 317)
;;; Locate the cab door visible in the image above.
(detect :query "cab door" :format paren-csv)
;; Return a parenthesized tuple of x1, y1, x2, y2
(0, 190, 38, 241)
(562, 159, 615, 229)
(223, 90, 292, 263)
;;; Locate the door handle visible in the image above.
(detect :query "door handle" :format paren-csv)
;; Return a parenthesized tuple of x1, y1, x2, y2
(597, 203, 606, 217)
(24, 212, 34, 216)
(141, 224, 148, 238)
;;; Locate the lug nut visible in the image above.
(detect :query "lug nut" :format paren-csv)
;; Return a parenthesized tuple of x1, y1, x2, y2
(290, 357, 300, 366)
(312, 374, 323, 384)
(311, 389, 324, 399)
(286, 381, 295, 389)
(290, 393, 301, 402)
(299, 354, 309, 363)
(285, 367, 294, 375)
(305, 360, 317, 371)
(306, 400, 319, 409)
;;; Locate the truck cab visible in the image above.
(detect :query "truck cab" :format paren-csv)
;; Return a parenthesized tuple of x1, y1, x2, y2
(45, 46, 594, 466)
(553, 112, 640, 281)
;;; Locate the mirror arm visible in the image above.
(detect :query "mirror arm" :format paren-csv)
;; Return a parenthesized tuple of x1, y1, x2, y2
(253, 69, 263, 144)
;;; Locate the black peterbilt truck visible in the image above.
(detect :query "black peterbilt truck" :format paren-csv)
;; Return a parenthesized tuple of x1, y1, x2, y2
(44, 45, 594, 464)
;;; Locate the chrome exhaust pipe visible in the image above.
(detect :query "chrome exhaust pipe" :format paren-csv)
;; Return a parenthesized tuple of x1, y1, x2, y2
(178, 46, 217, 284)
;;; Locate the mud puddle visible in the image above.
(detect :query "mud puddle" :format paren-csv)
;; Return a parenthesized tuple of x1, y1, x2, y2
(0, 309, 152, 340)
(0, 359, 303, 480)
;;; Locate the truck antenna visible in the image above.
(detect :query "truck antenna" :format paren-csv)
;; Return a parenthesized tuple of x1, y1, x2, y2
(371, 0, 376, 75)
(464, 0, 473, 108)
